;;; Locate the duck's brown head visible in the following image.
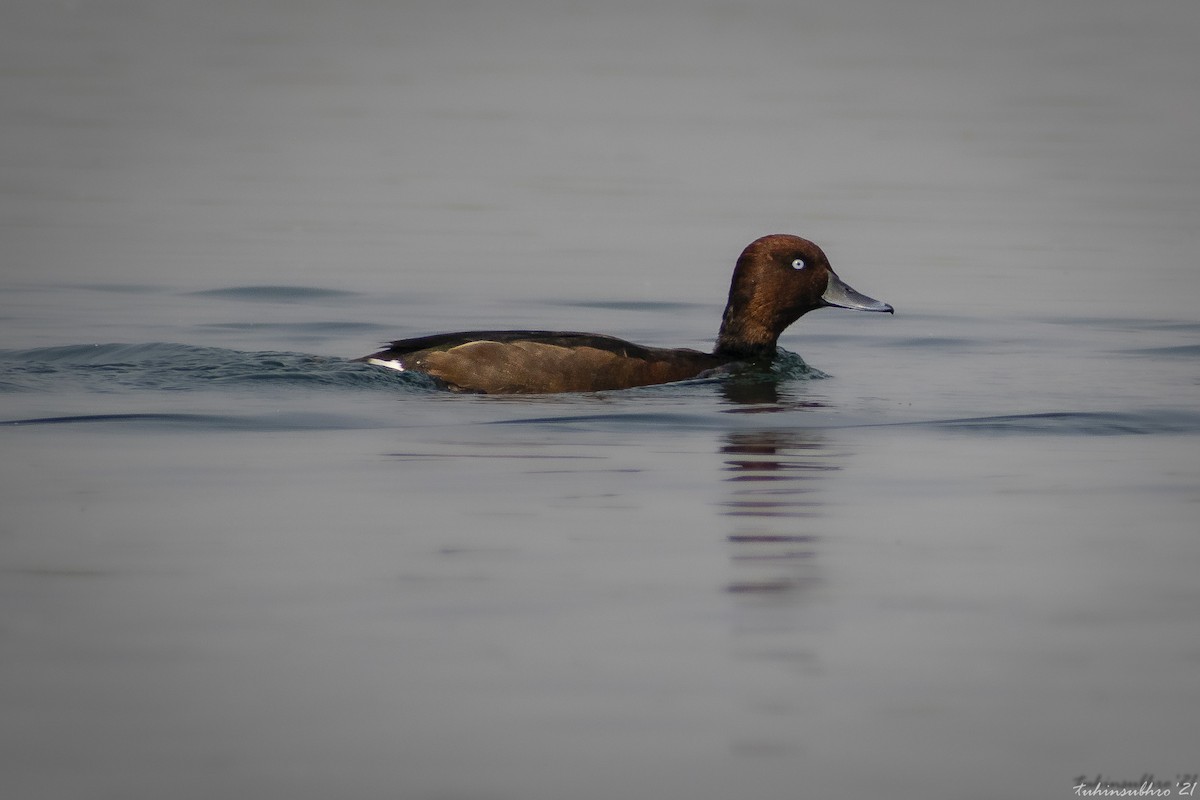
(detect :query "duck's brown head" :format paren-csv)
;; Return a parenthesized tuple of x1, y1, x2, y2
(714, 234, 892, 360)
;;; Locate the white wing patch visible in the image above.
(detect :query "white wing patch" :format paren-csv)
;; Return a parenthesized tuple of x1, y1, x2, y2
(365, 357, 406, 372)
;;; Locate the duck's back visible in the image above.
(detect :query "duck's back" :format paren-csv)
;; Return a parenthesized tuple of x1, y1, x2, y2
(358, 331, 727, 393)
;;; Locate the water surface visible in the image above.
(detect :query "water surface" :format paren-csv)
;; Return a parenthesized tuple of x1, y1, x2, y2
(2, 2, 1199, 799)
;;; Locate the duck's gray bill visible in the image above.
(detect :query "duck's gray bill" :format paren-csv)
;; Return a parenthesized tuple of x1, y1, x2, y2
(822, 272, 894, 313)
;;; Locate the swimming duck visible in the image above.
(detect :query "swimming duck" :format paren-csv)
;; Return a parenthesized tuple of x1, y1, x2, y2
(357, 234, 892, 393)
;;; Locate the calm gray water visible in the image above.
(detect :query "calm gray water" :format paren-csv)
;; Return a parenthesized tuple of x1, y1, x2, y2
(3, 2, 1199, 799)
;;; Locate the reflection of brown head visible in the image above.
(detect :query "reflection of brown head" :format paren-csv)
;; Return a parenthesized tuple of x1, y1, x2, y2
(720, 430, 838, 595)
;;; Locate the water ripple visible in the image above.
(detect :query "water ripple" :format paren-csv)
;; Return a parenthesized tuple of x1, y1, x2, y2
(0, 342, 426, 394)
(889, 410, 1200, 436)
(2, 411, 375, 431)
(189, 286, 359, 303)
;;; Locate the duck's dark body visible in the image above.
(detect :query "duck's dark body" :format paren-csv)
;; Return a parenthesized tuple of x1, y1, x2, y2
(357, 235, 892, 394)
(360, 330, 731, 393)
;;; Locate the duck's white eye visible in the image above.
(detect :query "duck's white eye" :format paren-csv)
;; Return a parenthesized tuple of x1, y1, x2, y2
(791, 258, 806, 270)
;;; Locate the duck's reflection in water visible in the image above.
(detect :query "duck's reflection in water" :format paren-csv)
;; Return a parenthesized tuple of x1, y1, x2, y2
(719, 428, 839, 596)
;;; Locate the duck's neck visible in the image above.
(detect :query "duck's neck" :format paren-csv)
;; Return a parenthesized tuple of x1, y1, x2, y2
(714, 308, 778, 361)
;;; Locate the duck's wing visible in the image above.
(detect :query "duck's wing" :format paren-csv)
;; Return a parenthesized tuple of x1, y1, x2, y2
(365, 330, 665, 360)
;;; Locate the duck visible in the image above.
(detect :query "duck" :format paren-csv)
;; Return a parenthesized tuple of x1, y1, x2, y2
(356, 234, 893, 394)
